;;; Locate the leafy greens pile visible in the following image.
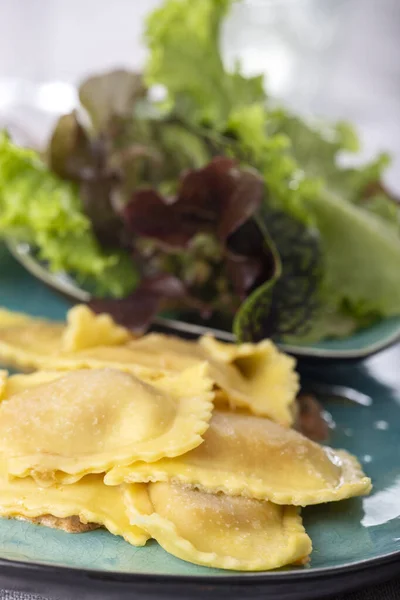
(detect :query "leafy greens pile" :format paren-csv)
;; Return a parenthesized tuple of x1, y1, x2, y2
(0, 0, 399, 342)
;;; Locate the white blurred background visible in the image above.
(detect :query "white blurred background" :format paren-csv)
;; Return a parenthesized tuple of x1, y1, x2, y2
(0, 0, 399, 190)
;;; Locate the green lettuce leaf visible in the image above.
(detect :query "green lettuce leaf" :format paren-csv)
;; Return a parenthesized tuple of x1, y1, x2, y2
(145, 0, 264, 128)
(270, 111, 394, 209)
(361, 192, 400, 232)
(305, 188, 400, 318)
(0, 131, 137, 297)
(263, 111, 400, 333)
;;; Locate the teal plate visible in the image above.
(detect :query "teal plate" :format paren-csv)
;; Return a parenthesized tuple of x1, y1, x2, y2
(6, 239, 400, 361)
(0, 244, 400, 600)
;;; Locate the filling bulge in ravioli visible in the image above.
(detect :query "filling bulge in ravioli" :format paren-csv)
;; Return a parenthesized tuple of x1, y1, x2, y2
(0, 365, 213, 485)
(107, 410, 372, 505)
(124, 481, 312, 571)
(0, 456, 148, 545)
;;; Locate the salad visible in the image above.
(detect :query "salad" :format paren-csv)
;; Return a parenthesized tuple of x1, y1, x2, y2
(0, 0, 399, 343)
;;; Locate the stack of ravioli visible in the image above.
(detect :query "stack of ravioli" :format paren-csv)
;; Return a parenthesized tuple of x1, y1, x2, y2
(0, 305, 371, 571)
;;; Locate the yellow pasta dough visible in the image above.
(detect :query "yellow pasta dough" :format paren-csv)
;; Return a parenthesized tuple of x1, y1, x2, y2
(0, 309, 65, 371)
(0, 308, 31, 327)
(0, 365, 213, 485)
(115, 333, 299, 425)
(0, 306, 143, 373)
(107, 410, 372, 506)
(0, 306, 298, 425)
(124, 481, 312, 571)
(0, 370, 63, 401)
(0, 456, 148, 545)
(200, 335, 299, 425)
(0, 370, 7, 400)
(62, 305, 130, 351)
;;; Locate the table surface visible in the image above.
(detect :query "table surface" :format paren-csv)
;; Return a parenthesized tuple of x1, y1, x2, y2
(0, 0, 399, 598)
(2, 576, 400, 600)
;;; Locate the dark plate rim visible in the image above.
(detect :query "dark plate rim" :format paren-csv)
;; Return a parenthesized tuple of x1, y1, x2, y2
(0, 545, 400, 585)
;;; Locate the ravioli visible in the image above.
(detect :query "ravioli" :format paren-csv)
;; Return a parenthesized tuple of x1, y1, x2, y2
(0, 456, 148, 545)
(199, 335, 299, 425)
(122, 333, 299, 425)
(124, 481, 312, 571)
(106, 410, 372, 506)
(0, 365, 213, 485)
(104, 333, 298, 425)
(0, 306, 140, 373)
(0, 306, 298, 425)
(0, 308, 174, 381)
